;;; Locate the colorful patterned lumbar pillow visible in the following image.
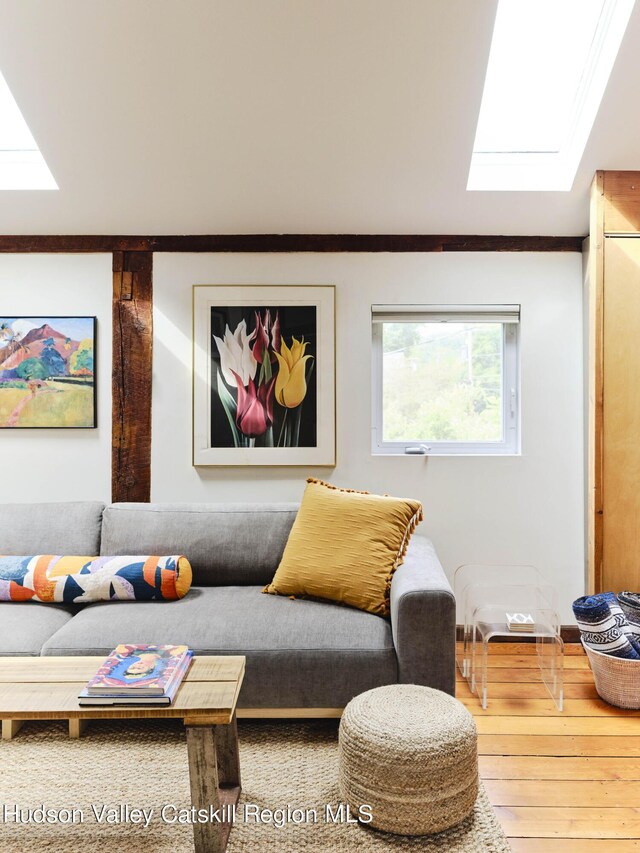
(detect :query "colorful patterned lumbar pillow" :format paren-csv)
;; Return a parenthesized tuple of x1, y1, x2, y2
(263, 478, 423, 616)
(0, 555, 192, 604)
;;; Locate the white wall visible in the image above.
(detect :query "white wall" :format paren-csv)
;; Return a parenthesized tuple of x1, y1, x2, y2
(0, 254, 112, 502)
(153, 252, 584, 621)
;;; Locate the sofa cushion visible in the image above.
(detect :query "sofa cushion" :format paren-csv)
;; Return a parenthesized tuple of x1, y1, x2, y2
(264, 478, 423, 616)
(0, 501, 104, 555)
(0, 603, 77, 656)
(41, 586, 398, 707)
(101, 503, 298, 586)
(0, 555, 192, 603)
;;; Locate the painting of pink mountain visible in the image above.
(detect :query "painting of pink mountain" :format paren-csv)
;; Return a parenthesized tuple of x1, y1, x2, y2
(0, 317, 96, 428)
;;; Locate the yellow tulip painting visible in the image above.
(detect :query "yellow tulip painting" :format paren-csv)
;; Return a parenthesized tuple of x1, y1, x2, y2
(274, 337, 313, 408)
(194, 284, 335, 466)
(210, 305, 317, 449)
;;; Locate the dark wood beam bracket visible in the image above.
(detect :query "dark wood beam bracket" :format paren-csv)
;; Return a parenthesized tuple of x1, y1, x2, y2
(0, 234, 584, 254)
(112, 251, 153, 503)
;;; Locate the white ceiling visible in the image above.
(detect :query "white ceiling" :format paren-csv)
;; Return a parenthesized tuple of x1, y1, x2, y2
(0, 0, 639, 236)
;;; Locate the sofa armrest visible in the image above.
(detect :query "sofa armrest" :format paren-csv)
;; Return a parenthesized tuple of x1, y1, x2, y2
(390, 536, 456, 695)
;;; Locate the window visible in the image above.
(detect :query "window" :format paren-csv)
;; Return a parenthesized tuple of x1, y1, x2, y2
(371, 305, 520, 456)
(467, 0, 634, 191)
(0, 70, 57, 190)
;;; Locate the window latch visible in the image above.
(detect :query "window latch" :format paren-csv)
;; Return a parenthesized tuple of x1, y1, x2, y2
(404, 444, 431, 455)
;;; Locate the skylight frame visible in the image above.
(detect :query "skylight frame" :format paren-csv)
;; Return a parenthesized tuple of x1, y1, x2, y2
(467, 0, 635, 192)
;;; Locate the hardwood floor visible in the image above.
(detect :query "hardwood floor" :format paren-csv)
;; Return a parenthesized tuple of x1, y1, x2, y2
(457, 643, 640, 851)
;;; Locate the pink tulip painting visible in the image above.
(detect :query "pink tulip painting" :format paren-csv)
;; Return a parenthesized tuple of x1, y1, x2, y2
(194, 285, 335, 466)
(210, 305, 317, 449)
(232, 372, 275, 439)
(251, 309, 280, 365)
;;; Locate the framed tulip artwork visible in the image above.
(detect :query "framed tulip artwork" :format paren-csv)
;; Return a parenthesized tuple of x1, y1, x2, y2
(193, 285, 335, 466)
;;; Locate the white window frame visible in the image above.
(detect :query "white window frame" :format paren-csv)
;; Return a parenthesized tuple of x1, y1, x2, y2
(371, 304, 520, 456)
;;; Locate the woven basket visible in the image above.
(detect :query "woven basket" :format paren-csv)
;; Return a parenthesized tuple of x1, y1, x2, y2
(583, 643, 640, 709)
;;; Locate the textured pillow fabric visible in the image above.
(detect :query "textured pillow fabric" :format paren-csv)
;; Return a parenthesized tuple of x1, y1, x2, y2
(263, 478, 423, 616)
(0, 555, 192, 604)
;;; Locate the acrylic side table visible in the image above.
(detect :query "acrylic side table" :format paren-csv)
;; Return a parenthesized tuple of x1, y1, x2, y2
(454, 565, 564, 711)
(454, 564, 541, 680)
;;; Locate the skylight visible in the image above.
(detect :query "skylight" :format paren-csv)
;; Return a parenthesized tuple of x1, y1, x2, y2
(0, 70, 57, 190)
(467, 0, 635, 191)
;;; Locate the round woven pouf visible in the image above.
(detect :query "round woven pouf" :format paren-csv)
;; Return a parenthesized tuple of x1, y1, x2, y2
(339, 684, 478, 836)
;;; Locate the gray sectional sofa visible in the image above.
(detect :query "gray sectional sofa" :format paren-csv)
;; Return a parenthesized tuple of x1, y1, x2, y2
(0, 501, 456, 711)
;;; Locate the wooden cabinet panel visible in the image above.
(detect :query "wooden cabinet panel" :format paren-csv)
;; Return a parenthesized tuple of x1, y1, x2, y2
(602, 237, 640, 592)
(603, 171, 640, 233)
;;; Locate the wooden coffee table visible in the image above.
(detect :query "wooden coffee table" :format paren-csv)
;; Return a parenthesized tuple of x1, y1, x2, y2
(0, 654, 245, 853)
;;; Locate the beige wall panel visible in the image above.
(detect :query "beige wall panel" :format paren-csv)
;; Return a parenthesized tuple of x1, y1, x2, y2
(603, 237, 640, 592)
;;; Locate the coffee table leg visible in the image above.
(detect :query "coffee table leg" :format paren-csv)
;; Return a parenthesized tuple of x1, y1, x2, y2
(186, 726, 224, 853)
(215, 713, 241, 788)
(69, 719, 88, 739)
(2, 719, 23, 740)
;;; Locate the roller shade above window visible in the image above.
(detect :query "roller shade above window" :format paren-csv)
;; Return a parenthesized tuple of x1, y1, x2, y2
(371, 305, 520, 324)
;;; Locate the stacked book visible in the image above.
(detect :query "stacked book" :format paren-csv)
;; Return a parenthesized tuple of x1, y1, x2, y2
(78, 644, 193, 706)
(506, 612, 535, 633)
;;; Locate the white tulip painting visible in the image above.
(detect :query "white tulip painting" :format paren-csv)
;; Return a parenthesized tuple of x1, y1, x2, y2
(212, 319, 257, 388)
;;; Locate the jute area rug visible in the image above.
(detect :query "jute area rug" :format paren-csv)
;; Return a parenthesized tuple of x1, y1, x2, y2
(0, 719, 511, 852)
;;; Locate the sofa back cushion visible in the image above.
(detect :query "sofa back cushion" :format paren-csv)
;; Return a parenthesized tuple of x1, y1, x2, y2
(101, 503, 299, 586)
(0, 502, 104, 555)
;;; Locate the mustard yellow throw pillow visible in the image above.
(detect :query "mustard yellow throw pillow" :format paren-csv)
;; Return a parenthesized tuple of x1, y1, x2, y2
(263, 478, 423, 616)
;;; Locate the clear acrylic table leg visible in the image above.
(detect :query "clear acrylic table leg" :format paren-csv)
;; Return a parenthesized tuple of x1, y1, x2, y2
(480, 637, 490, 709)
(537, 633, 564, 711)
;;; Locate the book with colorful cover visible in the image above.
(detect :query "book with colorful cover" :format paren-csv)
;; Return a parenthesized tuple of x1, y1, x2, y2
(85, 644, 191, 696)
(78, 652, 193, 705)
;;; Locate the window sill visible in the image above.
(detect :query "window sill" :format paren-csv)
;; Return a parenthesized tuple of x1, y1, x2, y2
(372, 450, 522, 458)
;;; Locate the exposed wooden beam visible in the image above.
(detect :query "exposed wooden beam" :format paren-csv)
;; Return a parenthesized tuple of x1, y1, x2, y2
(0, 234, 584, 253)
(0, 236, 152, 253)
(112, 251, 153, 503)
(438, 236, 583, 253)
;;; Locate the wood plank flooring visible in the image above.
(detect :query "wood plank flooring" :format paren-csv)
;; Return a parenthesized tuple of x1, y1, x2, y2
(459, 643, 640, 850)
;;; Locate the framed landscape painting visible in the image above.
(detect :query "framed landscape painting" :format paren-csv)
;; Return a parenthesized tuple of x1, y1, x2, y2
(0, 316, 96, 428)
(193, 285, 335, 466)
